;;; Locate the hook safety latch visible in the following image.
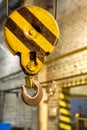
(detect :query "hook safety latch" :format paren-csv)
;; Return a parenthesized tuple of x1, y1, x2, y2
(21, 79, 43, 106)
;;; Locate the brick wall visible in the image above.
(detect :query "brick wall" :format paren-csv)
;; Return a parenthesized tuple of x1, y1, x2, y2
(45, 4, 87, 80)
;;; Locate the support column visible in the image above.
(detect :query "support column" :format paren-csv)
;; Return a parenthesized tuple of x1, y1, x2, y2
(59, 87, 71, 130)
(38, 88, 48, 130)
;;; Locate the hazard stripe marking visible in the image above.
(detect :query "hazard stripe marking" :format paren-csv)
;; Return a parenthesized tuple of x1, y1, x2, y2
(4, 5, 59, 75)
(61, 99, 70, 103)
(61, 113, 70, 118)
(59, 88, 71, 130)
(59, 105, 70, 111)
(17, 7, 58, 46)
(9, 11, 54, 53)
(60, 120, 71, 125)
(5, 18, 45, 63)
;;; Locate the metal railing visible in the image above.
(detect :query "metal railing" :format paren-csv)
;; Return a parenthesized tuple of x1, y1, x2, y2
(75, 114, 87, 130)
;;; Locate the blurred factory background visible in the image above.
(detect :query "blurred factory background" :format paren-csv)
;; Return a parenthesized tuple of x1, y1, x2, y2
(0, 0, 87, 130)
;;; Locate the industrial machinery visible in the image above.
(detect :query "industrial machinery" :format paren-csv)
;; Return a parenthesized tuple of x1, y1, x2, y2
(4, 5, 59, 106)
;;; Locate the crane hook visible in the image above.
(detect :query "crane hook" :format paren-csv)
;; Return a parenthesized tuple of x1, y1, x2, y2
(21, 80, 43, 106)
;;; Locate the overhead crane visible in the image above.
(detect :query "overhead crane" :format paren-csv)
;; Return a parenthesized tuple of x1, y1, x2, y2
(4, 5, 59, 106)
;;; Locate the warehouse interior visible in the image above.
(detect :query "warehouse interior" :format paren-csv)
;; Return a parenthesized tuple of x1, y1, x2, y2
(0, 0, 87, 130)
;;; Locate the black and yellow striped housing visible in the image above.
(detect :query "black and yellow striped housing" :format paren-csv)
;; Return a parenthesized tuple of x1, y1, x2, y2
(59, 88, 71, 130)
(4, 6, 59, 75)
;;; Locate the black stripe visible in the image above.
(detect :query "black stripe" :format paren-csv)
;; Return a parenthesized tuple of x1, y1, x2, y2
(60, 120, 71, 126)
(17, 7, 58, 46)
(5, 18, 45, 63)
(59, 105, 70, 110)
(61, 89, 70, 96)
(60, 113, 71, 118)
(61, 99, 70, 103)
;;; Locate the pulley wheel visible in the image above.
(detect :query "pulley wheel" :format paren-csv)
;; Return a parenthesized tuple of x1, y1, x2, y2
(4, 6, 59, 75)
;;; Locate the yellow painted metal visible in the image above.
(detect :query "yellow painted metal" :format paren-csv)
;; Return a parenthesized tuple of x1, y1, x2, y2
(9, 11, 55, 53)
(5, 27, 43, 74)
(27, 6, 59, 38)
(25, 76, 34, 88)
(59, 100, 70, 108)
(59, 88, 71, 130)
(4, 6, 59, 75)
(60, 116, 71, 122)
(60, 108, 70, 115)
(60, 123, 71, 130)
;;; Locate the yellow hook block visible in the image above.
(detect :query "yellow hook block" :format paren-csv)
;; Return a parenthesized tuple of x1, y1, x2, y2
(4, 5, 59, 75)
(4, 5, 60, 106)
